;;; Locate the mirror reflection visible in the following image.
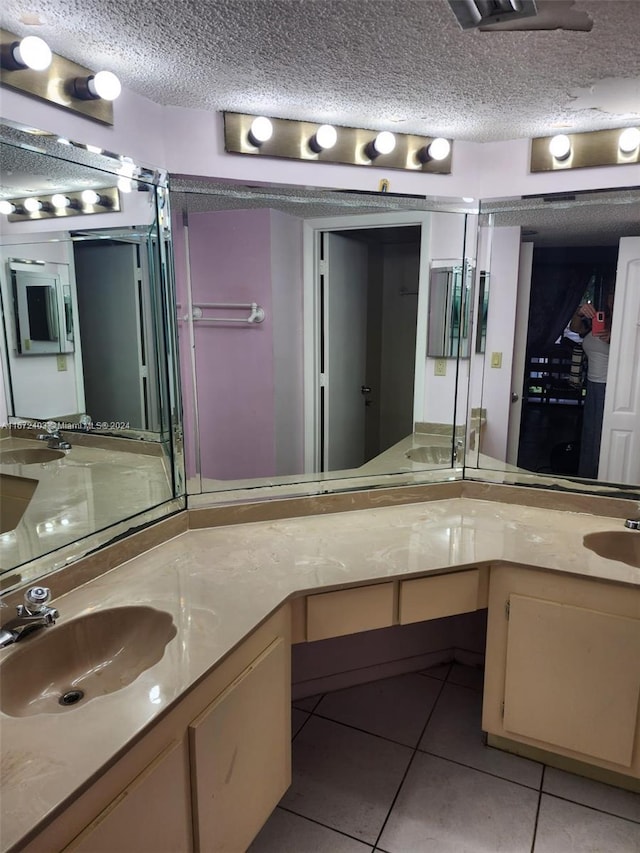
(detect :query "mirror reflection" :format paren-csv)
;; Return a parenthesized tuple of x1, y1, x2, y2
(469, 188, 640, 493)
(0, 134, 183, 575)
(171, 181, 474, 498)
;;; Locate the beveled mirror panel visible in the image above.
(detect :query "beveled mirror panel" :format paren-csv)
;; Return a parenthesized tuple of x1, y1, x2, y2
(467, 187, 640, 498)
(170, 179, 476, 502)
(0, 124, 184, 581)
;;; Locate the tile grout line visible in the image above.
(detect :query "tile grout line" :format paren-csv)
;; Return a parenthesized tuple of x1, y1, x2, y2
(275, 805, 376, 849)
(530, 765, 546, 853)
(372, 668, 451, 850)
(542, 790, 640, 826)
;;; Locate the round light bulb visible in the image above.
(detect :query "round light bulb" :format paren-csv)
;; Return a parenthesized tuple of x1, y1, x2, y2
(13, 36, 52, 71)
(117, 176, 133, 193)
(88, 70, 121, 101)
(51, 194, 71, 209)
(462, 197, 475, 203)
(314, 124, 337, 150)
(23, 197, 43, 212)
(373, 131, 396, 155)
(549, 134, 572, 160)
(81, 189, 100, 205)
(428, 138, 451, 161)
(0, 200, 16, 215)
(249, 116, 273, 145)
(619, 127, 640, 154)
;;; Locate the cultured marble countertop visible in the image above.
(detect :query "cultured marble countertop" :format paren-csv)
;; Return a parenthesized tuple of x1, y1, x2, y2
(1, 497, 639, 850)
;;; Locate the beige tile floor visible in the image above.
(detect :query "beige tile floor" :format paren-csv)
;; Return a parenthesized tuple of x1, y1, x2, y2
(250, 663, 640, 853)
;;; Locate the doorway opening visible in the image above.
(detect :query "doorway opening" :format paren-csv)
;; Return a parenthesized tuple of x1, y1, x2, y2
(319, 225, 422, 472)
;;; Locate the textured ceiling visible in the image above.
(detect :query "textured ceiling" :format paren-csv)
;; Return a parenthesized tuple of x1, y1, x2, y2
(1, 0, 639, 142)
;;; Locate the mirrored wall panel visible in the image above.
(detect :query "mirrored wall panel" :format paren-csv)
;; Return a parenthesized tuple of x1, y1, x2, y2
(170, 180, 476, 502)
(0, 126, 184, 580)
(467, 187, 640, 498)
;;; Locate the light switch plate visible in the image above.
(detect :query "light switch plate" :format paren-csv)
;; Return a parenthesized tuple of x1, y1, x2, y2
(491, 352, 502, 369)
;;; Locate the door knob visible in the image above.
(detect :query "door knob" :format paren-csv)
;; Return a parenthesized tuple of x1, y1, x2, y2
(361, 386, 372, 394)
(511, 392, 519, 403)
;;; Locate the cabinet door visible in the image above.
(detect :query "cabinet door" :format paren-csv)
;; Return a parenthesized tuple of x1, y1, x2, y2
(65, 741, 191, 853)
(189, 637, 290, 852)
(503, 594, 640, 766)
(483, 565, 640, 778)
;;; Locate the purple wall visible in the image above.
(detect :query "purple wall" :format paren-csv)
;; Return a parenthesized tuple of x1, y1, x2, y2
(188, 208, 276, 480)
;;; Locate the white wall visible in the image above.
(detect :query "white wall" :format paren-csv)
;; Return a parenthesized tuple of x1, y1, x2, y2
(476, 227, 522, 461)
(0, 236, 83, 419)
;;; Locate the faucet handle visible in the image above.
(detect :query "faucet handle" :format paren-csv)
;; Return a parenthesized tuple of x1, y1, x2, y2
(624, 518, 640, 530)
(24, 586, 52, 613)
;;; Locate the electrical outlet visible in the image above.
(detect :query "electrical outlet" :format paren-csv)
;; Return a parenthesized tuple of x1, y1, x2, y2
(434, 359, 447, 376)
(491, 352, 502, 369)
(57, 354, 67, 372)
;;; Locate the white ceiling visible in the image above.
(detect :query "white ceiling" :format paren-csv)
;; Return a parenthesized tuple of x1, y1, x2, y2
(1, 0, 639, 142)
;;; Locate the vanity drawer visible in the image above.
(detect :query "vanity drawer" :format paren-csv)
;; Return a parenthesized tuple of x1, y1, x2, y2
(399, 569, 481, 625)
(306, 582, 395, 641)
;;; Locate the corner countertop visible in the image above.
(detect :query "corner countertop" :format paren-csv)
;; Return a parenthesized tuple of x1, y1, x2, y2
(1, 497, 639, 850)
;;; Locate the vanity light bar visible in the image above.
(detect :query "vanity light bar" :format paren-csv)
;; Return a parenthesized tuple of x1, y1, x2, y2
(530, 126, 640, 172)
(224, 112, 453, 174)
(0, 28, 119, 125)
(4, 187, 120, 222)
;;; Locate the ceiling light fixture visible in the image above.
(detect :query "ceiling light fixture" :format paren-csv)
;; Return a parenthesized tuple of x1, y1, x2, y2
(548, 134, 572, 160)
(310, 124, 338, 152)
(369, 131, 396, 157)
(248, 116, 274, 146)
(73, 70, 121, 101)
(447, 0, 538, 30)
(618, 127, 640, 154)
(81, 189, 111, 207)
(1, 35, 52, 70)
(0, 201, 16, 215)
(23, 197, 43, 213)
(51, 194, 73, 209)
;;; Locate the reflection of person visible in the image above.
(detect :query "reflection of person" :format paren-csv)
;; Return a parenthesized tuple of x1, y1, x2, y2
(569, 290, 614, 479)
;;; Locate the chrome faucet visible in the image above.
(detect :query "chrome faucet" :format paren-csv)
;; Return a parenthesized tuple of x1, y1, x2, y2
(624, 518, 640, 530)
(0, 587, 59, 648)
(37, 430, 71, 450)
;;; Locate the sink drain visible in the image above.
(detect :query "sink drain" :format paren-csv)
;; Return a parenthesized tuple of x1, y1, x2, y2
(59, 689, 84, 706)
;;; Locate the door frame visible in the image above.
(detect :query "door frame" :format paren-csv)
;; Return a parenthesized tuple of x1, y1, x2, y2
(302, 211, 431, 473)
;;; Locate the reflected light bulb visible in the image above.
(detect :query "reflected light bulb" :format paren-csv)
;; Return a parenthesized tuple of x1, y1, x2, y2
(51, 194, 71, 209)
(23, 197, 43, 212)
(0, 200, 16, 215)
(372, 131, 396, 155)
(549, 134, 571, 160)
(81, 189, 100, 205)
(619, 127, 640, 154)
(12, 36, 52, 70)
(248, 116, 273, 145)
(117, 176, 133, 193)
(428, 138, 451, 161)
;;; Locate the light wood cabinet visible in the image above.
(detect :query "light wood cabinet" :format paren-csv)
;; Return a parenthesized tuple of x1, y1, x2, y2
(306, 582, 395, 641)
(483, 565, 640, 780)
(399, 568, 485, 625)
(64, 741, 191, 853)
(189, 638, 290, 852)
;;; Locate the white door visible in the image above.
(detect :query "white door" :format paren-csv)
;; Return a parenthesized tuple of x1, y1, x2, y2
(506, 242, 534, 465)
(599, 236, 640, 484)
(324, 233, 369, 471)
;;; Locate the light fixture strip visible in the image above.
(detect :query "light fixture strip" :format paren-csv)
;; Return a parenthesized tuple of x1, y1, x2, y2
(531, 126, 640, 172)
(224, 112, 453, 174)
(0, 28, 115, 125)
(6, 187, 121, 222)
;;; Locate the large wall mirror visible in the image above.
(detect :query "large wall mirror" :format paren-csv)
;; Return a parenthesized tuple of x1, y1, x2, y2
(0, 123, 184, 586)
(467, 187, 640, 499)
(170, 178, 476, 503)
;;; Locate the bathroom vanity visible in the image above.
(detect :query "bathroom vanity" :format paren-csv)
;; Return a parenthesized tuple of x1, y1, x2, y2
(1, 494, 639, 852)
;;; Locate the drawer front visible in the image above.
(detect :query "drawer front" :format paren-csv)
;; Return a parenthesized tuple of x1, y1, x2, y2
(306, 583, 395, 641)
(399, 569, 480, 625)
